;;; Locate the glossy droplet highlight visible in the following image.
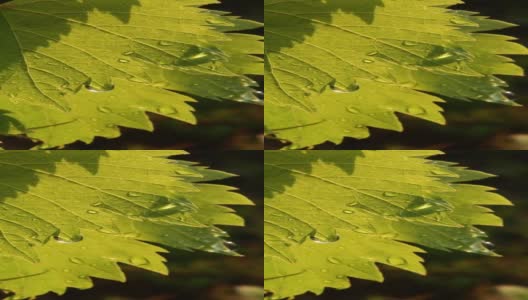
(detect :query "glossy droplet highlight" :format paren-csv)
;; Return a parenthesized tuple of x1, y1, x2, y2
(310, 232, 340, 244)
(330, 81, 359, 93)
(327, 257, 341, 264)
(158, 106, 177, 114)
(406, 106, 426, 115)
(402, 41, 418, 46)
(431, 169, 451, 176)
(346, 106, 359, 113)
(85, 80, 115, 93)
(97, 106, 112, 113)
(158, 41, 173, 46)
(402, 197, 453, 216)
(70, 257, 83, 264)
(387, 256, 407, 266)
(129, 257, 149, 266)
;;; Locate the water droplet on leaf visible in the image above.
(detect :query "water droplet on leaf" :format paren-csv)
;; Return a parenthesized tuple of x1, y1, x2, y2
(387, 256, 407, 266)
(406, 106, 425, 115)
(129, 257, 149, 266)
(97, 106, 112, 113)
(70, 257, 83, 264)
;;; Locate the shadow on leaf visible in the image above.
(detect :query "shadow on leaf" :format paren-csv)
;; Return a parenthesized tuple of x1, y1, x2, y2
(265, 0, 384, 52)
(0, 150, 107, 202)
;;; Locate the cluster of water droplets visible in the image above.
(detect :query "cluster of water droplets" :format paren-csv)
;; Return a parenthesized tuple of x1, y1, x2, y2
(453, 227, 497, 255)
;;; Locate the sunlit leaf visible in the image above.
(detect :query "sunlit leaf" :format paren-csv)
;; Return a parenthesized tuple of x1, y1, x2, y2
(264, 150, 511, 299)
(0, 150, 252, 298)
(264, 0, 527, 148)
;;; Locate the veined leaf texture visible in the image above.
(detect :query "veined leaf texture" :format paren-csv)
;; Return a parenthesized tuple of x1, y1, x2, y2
(264, 0, 527, 148)
(0, 150, 253, 299)
(1, 0, 526, 300)
(0, 0, 263, 148)
(264, 150, 512, 299)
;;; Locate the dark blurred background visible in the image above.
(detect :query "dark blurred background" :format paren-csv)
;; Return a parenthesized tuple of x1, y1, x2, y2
(299, 151, 528, 300)
(0, 0, 264, 150)
(306, 0, 528, 151)
(39, 151, 263, 300)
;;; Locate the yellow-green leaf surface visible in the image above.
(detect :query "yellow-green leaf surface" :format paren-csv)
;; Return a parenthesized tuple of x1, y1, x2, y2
(0, 150, 253, 299)
(264, 0, 527, 148)
(264, 150, 511, 299)
(0, 0, 263, 147)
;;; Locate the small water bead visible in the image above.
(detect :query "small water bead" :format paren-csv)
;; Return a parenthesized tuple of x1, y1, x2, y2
(127, 192, 141, 197)
(380, 232, 398, 239)
(402, 40, 418, 47)
(342, 209, 354, 214)
(449, 17, 472, 26)
(86, 210, 98, 214)
(406, 106, 426, 115)
(366, 51, 379, 56)
(157, 203, 178, 211)
(386, 256, 407, 266)
(310, 232, 340, 244)
(97, 106, 112, 113)
(158, 106, 177, 114)
(353, 227, 376, 234)
(118, 58, 130, 63)
(327, 257, 341, 264)
(129, 257, 149, 266)
(206, 18, 232, 26)
(69, 257, 83, 264)
(158, 41, 173, 46)
(362, 59, 374, 64)
(178, 46, 227, 66)
(432, 52, 454, 61)
(330, 81, 359, 93)
(504, 90, 516, 98)
(431, 169, 451, 176)
(55, 234, 84, 244)
(85, 81, 115, 93)
(482, 241, 496, 250)
(346, 106, 359, 113)
(98, 228, 118, 234)
(347, 201, 359, 207)
(427, 46, 472, 66)
(403, 197, 453, 216)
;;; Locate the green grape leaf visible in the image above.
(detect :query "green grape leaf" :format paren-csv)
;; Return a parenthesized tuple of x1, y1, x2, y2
(0, 150, 252, 299)
(264, 0, 527, 148)
(264, 150, 511, 299)
(1, 79, 197, 147)
(0, 0, 263, 147)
